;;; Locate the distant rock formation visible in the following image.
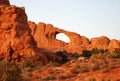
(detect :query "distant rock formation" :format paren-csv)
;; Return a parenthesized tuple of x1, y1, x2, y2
(28, 21, 91, 53)
(28, 21, 120, 54)
(108, 39, 120, 51)
(88, 36, 110, 50)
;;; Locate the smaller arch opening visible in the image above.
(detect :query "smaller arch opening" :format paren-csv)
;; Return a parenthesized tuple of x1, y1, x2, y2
(56, 33, 70, 43)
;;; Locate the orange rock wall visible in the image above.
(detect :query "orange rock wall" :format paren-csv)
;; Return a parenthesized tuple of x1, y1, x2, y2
(0, 5, 48, 63)
(28, 21, 120, 54)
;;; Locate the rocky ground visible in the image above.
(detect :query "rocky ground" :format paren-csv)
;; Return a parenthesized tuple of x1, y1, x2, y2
(21, 58, 120, 81)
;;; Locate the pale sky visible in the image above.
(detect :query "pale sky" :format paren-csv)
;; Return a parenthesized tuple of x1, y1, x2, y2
(10, 0, 120, 41)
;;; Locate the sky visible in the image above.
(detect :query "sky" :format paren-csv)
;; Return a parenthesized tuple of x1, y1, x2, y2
(10, 0, 120, 42)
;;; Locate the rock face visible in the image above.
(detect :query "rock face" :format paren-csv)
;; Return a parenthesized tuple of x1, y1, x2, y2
(0, 4, 48, 63)
(89, 36, 110, 50)
(0, 0, 10, 6)
(108, 39, 120, 51)
(28, 21, 120, 54)
(28, 21, 90, 53)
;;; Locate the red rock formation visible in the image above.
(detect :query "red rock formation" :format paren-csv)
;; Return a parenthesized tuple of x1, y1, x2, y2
(89, 36, 110, 50)
(108, 39, 120, 51)
(28, 21, 88, 54)
(81, 36, 90, 46)
(28, 21, 120, 54)
(1, 0, 120, 57)
(0, 0, 10, 6)
(0, 5, 48, 63)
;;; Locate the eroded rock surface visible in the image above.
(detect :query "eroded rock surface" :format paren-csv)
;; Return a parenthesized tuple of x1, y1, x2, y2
(0, 4, 48, 63)
(28, 21, 120, 54)
(28, 21, 90, 53)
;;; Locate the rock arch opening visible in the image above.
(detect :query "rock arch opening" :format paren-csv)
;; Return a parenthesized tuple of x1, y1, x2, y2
(56, 33, 70, 43)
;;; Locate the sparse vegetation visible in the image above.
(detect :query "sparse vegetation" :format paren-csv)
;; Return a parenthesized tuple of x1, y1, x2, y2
(71, 64, 90, 74)
(58, 74, 74, 79)
(43, 74, 56, 80)
(82, 48, 120, 59)
(0, 50, 119, 81)
(0, 61, 22, 81)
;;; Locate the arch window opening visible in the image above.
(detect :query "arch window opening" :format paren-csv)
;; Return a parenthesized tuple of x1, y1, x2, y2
(56, 33, 70, 43)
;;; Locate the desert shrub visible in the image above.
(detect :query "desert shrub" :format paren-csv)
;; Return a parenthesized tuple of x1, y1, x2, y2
(59, 74, 74, 79)
(22, 57, 34, 68)
(90, 52, 103, 59)
(89, 78, 96, 81)
(79, 64, 90, 72)
(43, 74, 56, 80)
(81, 49, 109, 59)
(0, 61, 22, 81)
(71, 64, 90, 74)
(90, 48, 120, 59)
(69, 53, 80, 58)
(90, 63, 100, 71)
(46, 61, 55, 67)
(100, 60, 109, 73)
(101, 79, 105, 81)
(90, 48, 109, 59)
(91, 48, 107, 54)
(107, 51, 120, 59)
(71, 65, 80, 74)
(82, 50, 91, 58)
(108, 61, 117, 69)
(55, 51, 69, 64)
